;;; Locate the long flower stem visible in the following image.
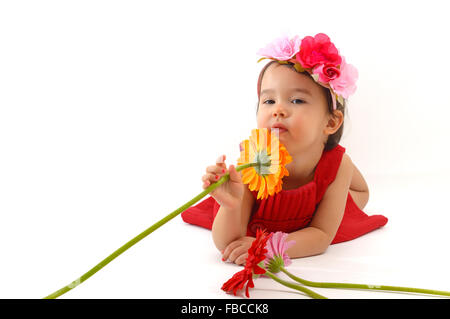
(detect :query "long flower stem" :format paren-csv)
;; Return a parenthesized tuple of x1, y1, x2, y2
(280, 266, 450, 298)
(264, 270, 327, 299)
(44, 161, 268, 299)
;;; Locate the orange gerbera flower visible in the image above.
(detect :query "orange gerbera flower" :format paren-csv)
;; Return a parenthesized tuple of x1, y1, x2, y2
(237, 128, 292, 200)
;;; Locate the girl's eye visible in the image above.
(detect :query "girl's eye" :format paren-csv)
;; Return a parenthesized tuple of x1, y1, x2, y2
(262, 99, 304, 105)
(292, 99, 305, 104)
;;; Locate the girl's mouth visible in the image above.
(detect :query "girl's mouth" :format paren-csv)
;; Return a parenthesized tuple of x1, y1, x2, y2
(271, 127, 288, 134)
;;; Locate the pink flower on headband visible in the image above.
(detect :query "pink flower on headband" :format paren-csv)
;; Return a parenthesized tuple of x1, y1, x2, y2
(330, 57, 358, 99)
(256, 35, 302, 61)
(296, 33, 342, 69)
(313, 63, 341, 84)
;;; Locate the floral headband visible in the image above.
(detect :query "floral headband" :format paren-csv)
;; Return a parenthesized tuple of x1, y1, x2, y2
(256, 33, 358, 111)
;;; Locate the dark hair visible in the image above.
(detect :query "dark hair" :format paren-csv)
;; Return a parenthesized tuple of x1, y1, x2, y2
(256, 60, 345, 151)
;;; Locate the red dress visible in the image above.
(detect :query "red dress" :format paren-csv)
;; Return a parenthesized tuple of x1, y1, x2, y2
(181, 144, 388, 244)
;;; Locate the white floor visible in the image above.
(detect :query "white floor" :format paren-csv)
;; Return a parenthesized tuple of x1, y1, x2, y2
(2, 173, 450, 299)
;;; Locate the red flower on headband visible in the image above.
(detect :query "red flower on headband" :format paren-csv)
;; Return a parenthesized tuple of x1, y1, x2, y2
(221, 229, 272, 298)
(313, 63, 341, 84)
(296, 33, 342, 69)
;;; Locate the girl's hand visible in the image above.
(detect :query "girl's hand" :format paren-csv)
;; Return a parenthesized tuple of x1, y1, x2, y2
(202, 154, 244, 210)
(221, 236, 255, 265)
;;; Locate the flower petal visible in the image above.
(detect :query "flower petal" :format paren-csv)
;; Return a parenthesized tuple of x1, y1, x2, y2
(238, 128, 292, 199)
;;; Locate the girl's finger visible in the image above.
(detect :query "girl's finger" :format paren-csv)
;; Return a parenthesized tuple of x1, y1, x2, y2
(228, 165, 242, 182)
(228, 245, 248, 263)
(216, 154, 226, 163)
(206, 165, 226, 175)
(216, 154, 226, 168)
(202, 173, 221, 183)
(202, 173, 221, 190)
(222, 240, 242, 261)
(234, 253, 248, 266)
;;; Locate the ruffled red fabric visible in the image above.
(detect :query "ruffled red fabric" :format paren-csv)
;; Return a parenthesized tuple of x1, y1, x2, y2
(181, 144, 388, 244)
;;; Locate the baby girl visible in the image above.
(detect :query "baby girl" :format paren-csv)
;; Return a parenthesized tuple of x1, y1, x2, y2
(181, 33, 388, 265)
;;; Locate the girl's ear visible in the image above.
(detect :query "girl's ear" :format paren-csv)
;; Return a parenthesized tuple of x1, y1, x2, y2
(324, 110, 344, 135)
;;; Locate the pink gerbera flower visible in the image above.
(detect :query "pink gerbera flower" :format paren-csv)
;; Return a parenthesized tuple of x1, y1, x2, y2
(264, 231, 295, 273)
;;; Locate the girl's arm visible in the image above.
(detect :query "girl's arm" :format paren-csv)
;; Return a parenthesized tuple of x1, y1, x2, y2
(285, 153, 354, 258)
(349, 160, 368, 192)
(212, 185, 255, 252)
(349, 161, 370, 210)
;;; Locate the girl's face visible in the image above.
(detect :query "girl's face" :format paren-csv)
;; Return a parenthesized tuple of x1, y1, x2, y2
(256, 63, 331, 155)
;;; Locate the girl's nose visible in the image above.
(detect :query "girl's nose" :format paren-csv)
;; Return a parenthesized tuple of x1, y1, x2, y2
(272, 105, 286, 118)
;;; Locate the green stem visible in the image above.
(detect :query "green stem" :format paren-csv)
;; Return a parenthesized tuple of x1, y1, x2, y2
(264, 270, 327, 299)
(44, 161, 268, 299)
(280, 266, 450, 298)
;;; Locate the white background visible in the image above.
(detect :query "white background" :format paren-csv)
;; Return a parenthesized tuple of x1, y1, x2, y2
(1, 0, 449, 299)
